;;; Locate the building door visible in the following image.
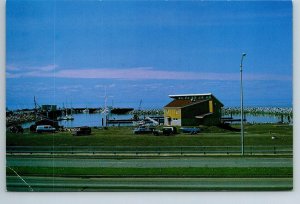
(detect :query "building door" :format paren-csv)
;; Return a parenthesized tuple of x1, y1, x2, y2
(168, 118, 171, 126)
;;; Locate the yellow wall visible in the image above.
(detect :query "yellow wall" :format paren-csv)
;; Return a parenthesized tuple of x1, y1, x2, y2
(209, 100, 213, 113)
(164, 108, 181, 119)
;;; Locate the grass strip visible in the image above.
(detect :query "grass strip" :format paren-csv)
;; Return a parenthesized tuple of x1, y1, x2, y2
(6, 166, 293, 178)
(6, 154, 293, 159)
(7, 185, 293, 192)
(7, 124, 293, 147)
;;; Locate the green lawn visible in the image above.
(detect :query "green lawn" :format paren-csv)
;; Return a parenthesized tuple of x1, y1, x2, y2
(6, 166, 292, 178)
(6, 124, 292, 147)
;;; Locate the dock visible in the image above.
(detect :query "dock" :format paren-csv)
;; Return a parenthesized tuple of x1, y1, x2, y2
(107, 119, 137, 124)
(221, 117, 247, 123)
(107, 116, 164, 125)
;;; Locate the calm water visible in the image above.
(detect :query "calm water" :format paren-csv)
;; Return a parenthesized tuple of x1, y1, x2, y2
(59, 113, 134, 127)
(22, 113, 136, 128)
(22, 113, 292, 129)
(224, 114, 292, 124)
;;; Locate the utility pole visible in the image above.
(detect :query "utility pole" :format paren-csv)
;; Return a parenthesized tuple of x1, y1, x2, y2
(240, 53, 247, 155)
(34, 96, 37, 121)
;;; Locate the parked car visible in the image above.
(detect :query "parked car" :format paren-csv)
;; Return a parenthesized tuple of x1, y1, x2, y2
(133, 126, 154, 134)
(153, 126, 177, 136)
(180, 127, 201, 134)
(8, 125, 24, 133)
(36, 125, 56, 133)
(72, 126, 92, 136)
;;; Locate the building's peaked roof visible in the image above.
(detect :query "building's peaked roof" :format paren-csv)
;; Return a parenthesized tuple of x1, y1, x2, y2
(164, 99, 208, 108)
(168, 93, 212, 98)
(168, 93, 224, 106)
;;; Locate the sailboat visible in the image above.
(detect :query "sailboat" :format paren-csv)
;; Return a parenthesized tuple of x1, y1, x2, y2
(66, 102, 74, 120)
(83, 106, 89, 114)
(59, 111, 74, 121)
(64, 112, 74, 120)
(101, 87, 113, 127)
(59, 103, 74, 120)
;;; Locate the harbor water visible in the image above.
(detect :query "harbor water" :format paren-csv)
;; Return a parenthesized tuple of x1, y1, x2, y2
(223, 114, 292, 124)
(22, 113, 154, 128)
(21, 112, 292, 129)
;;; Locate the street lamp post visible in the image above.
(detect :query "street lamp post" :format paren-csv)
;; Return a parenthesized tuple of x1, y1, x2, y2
(240, 53, 246, 156)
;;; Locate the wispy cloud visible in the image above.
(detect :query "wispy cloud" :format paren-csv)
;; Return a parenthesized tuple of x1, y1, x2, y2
(35, 64, 58, 72)
(6, 65, 21, 71)
(6, 66, 291, 81)
(56, 85, 83, 92)
(6, 72, 20, 78)
(94, 84, 116, 89)
(6, 64, 58, 78)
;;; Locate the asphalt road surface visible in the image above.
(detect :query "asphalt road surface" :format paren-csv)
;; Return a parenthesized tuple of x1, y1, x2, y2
(6, 156, 292, 168)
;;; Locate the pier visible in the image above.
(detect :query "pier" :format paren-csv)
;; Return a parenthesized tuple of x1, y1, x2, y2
(107, 119, 137, 124)
(107, 116, 164, 125)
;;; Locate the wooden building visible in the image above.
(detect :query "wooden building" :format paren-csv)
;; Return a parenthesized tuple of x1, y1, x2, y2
(164, 93, 223, 126)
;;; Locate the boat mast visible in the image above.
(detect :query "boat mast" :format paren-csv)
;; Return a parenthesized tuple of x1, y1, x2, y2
(34, 96, 37, 120)
(138, 99, 142, 112)
(103, 86, 108, 127)
(101, 86, 113, 127)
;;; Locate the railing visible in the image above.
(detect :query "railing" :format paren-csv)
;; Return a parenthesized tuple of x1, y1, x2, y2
(6, 145, 293, 156)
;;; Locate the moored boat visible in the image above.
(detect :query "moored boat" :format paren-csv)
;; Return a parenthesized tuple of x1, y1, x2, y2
(110, 107, 134, 114)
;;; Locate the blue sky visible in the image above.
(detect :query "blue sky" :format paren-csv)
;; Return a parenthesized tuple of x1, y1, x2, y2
(6, 0, 293, 110)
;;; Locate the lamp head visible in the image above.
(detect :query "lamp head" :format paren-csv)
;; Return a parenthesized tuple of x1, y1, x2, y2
(242, 53, 247, 57)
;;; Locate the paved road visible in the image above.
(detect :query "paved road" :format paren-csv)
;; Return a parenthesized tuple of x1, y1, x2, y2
(6, 156, 292, 168)
(6, 176, 292, 191)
